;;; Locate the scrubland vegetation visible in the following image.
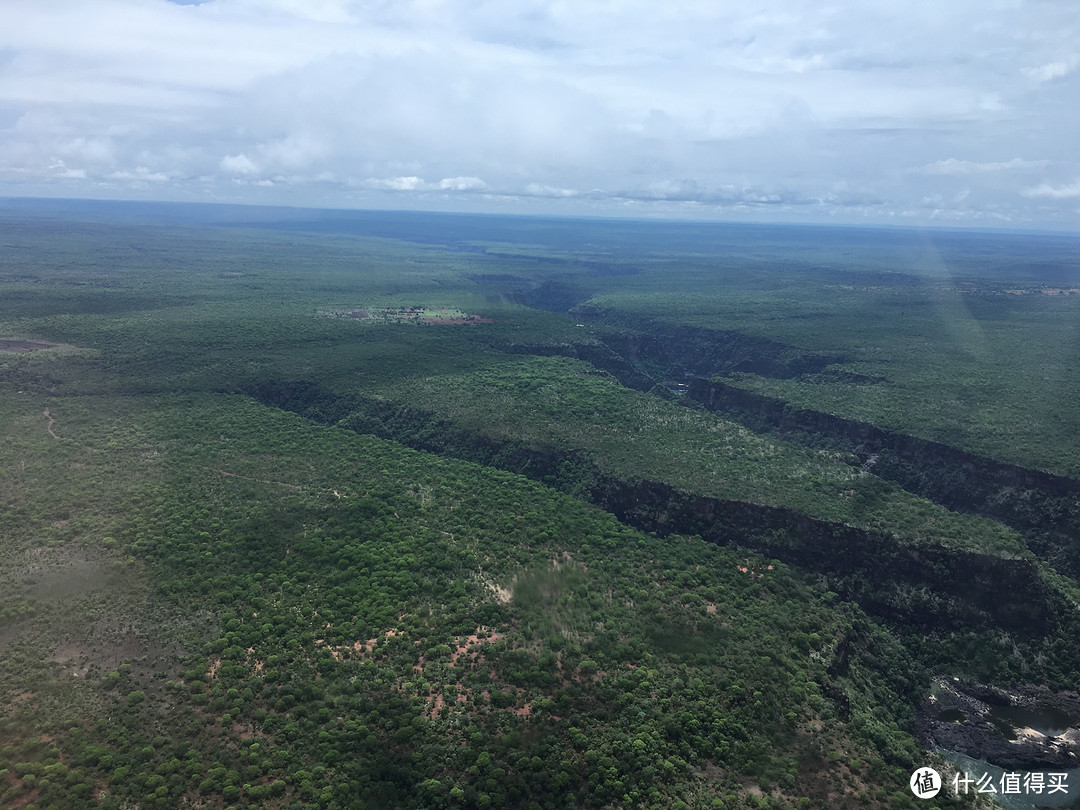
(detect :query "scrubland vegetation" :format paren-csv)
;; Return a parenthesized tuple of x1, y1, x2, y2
(2, 201, 1077, 808)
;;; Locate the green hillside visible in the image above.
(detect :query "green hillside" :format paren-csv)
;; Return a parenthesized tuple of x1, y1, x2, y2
(3, 202, 1078, 809)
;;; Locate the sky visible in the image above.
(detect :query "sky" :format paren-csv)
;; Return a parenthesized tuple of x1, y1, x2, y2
(1, 0, 1079, 229)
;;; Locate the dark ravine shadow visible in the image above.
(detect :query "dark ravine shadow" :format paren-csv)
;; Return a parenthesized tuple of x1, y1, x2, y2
(688, 378, 1080, 579)
(243, 379, 1056, 639)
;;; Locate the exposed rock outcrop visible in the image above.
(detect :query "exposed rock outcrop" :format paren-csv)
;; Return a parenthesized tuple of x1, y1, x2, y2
(918, 680, 1080, 770)
(688, 377, 1080, 578)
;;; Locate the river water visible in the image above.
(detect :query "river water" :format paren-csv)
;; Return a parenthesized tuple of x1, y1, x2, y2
(984, 703, 1077, 739)
(932, 695, 1080, 808)
(935, 750, 1080, 810)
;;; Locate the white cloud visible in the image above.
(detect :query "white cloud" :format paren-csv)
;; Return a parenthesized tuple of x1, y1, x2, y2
(918, 158, 1049, 175)
(56, 137, 115, 166)
(242, 0, 357, 24)
(0, 0, 1077, 227)
(1022, 181, 1080, 200)
(48, 159, 86, 180)
(524, 184, 579, 198)
(108, 167, 174, 182)
(438, 176, 487, 191)
(1024, 60, 1077, 84)
(364, 176, 426, 191)
(255, 135, 328, 172)
(220, 154, 260, 176)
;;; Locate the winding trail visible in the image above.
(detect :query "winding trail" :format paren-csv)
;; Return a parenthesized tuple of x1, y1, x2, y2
(44, 407, 59, 439)
(205, 466, 303, 490)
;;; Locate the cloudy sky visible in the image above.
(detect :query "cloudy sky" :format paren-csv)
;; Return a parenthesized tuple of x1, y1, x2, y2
(2, 0, 1078, 228)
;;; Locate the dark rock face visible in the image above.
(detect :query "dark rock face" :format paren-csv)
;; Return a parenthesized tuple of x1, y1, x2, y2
(245, 381, 1055, 637)
(591, 329, 841, 381)
(688, 378, 1080, 579)
(514, 280, 594, 313)
(503, 342, 657, 392)
(566, 308, 846, 383)
(498, 321, 1080, 578)
(482, 289, 1080, 578)
(918, 681, 1080, 770)
(583, 475, 1050, 635)
(688, 379, 1080, 498)
(500, 311, 844, 392)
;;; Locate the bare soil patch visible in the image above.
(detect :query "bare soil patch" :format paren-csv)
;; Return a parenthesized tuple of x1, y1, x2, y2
(0, 338, 56, 353)
(50, 637, 145, 678)
(450, 628, 505, 667)
(17, 552, 118, 603)
(328, 307, 492, 325)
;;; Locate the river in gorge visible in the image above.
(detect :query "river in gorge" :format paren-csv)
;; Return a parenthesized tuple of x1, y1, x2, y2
(935, 750, 1079, 810)
(932, 697, 1080, 809)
